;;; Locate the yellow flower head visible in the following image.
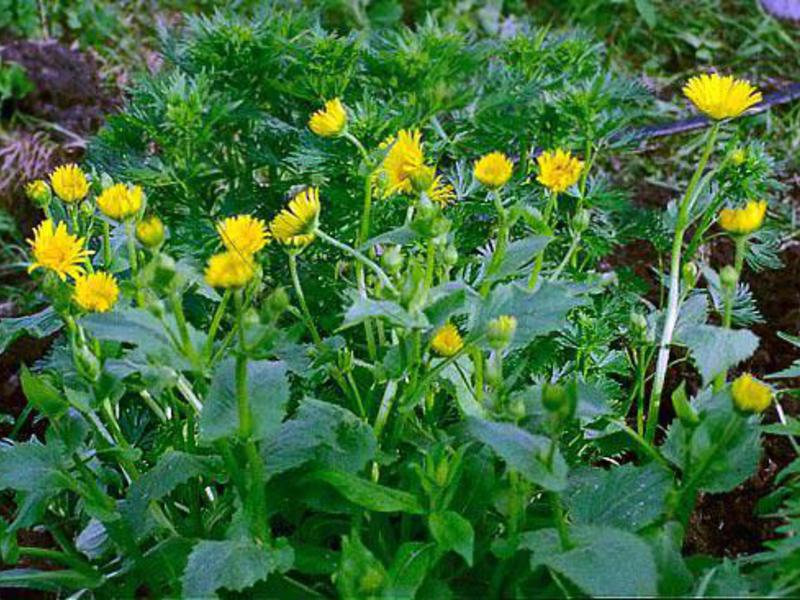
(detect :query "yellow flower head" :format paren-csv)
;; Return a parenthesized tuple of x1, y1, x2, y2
(426, 174, 456, 206)
(431, 323, 464, 357)
(536, 149, 584, 193)
(204, 251, 256, 289)
(309, 98, 347, 138)
(216, 214, 268, 255)
(96, 183, 143, 221)
(730, 373, 772, 414)
(474, 152, 513, 189)
(380, 129, 426, 197)
(719, 200, 767, 236)
(50, 164, 89, 204)
(270, 187, 321, 247)
(25, 180, 52, 207)
(136, 215, 166, 248)
(683, 73, 762, 120)
(74, 272, 119, 313)
(27, 219, 92, 281)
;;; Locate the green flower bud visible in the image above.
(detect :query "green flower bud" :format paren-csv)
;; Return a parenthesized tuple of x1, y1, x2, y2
(629, 311, 647, 333)
(720, 265, 739, 288)
(381, 245, 404, 274)
(487, 315, 517, 350)
(80, 200, 94, 217)
(671, 383, 699, 426)
(542, 383, 568, 412)
(265, 286, 290, 317)
(730, 148, 747, 166)
(443, 244, 458, 267)
(682, 262, 698, 287)
(25, 180, 51, 208)
(410, 165, 436, 195)
(75, 345, 101, 381)
(572, 208, 591, 233)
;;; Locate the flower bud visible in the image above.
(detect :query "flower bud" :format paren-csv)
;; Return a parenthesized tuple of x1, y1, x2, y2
(25, 180, 51, 209)
(75, 345, 101, 381)
(671, 383, 699, 426)
(682, 262, 698, 287)
(485, 352, 503, 387)
(410, 166, 436, 195)
(629, 311, 647, 334)
(720, 265, 738, 288)
(381, 245, 404, 274)
(265, 286, 290, 317)
(80, 200, 94, 217)
(731, 373, 772, 414)
(136, 216, 165, 248)
(730, 148, 747, 166)
(443, 244, 458, 267)
(542, 383, 568, 413)
(487, 315, 517, 350)
(572, 208, 591, 233)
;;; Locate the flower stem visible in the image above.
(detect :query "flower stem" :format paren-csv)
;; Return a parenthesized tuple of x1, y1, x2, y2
(481, 190, 507, 296)
(103, 221, 111, 269)
(713, 236, 747, 391)
(288, 252, 322, 346)
(647, 123, 719, 443)
(316, 229, 398, 295)
(204, 288, 232, 360)
(528, 191, 558, 290)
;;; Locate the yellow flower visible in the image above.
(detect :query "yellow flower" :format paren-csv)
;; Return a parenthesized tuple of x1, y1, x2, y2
(204, 251, 255, 289)
(73, 272, 119, 312)
(270, 187, 321, 247)
(683, 74, 762, 120)
(426, 174, 456, 206)
(50, 164, 89, 203)
(536, 149, 584, 193)
(308, 98, 347, 138)
(96, 183, 143, 221)
(216, 214, 268, 256)
(431, 323, 464, 357)
(27, 219, 92, 281)
(380, 129, 426, 197)
(474, 152, 513, 189)
(136, 216, 165, 248)
(719, 200, 767, 235)
(730, 373, 772, 414)
(25, 180, 52, 207)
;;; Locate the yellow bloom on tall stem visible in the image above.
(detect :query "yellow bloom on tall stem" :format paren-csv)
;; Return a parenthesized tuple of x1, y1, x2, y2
(474, 152, 513, 189)
(719, 200, 767, 235)
(270, 187, 321, 247)
(683, 73, 762, 120)
(27, 219, 92, 281)
(380, 129, 426, 197)
(96, 183, 143, 221)
(308, 98, 347, 138)
(50, 164, 89, 203)
(730, 373, 772, 414)
(204, 251, 256, 289)
(216, 214, 268, 255)
(536, 149, 584, 193)
(431, 323, 464, 357)
(73, 272, 120, 312)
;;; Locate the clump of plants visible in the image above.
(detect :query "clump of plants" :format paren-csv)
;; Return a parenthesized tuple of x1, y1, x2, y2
(1, 8, 799, 599)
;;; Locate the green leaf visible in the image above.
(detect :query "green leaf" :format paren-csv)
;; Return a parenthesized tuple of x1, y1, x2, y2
(566, 463, 673, 532)
(261, 399, 375, 478)
(465, 417, 567, 491)
(335, 532, 386, 599)
(679, 325, 759, 385)
(471, 282, 587, 350)
(483, 235, 550, 283)
(20, 366, 68, 419)
(200, 358, 289, 443)
(360, 225, 418, 250)
(634, 0, 657, 28)
(0, 308, 61, 355)
(307, 469, 424, 514)
(429, 511, 474, 566)
(383, 542, 437, 599)
(81, 307, 173, 350)
(124, 451, 223, 525)
(0, 568, 101, 592)
(645, 521, 693, 596)
(0, 442, 71, 493)
(521, 525, 658, 597)
(662, 392, 760, 493)
(182, 538, 294, 598)
(341, 295, 429, 331)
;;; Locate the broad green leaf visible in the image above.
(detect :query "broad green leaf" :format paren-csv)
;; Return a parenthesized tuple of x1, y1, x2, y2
(662, 391, 760, 493)
(440, 357, 486, 418)
(306, 469, 424, 514)
(679, 324, 759, 385)
(465, 417, 567, 491)
(20, 366, 68, 418)
(0, 307, 61, 354)
(336, 532, 386, 599)
(471, 282, 587, 350)
(521, 525, 658, 597)
(566, 463, 672, 532)
(0, 442, 71, 493)
(81, 307, 173, 350)
(0, 568, 102, 592)
(429, 511, 474, 566)
(645, 521, 693, 596)
(182, 538, 293, 598)
(482, 235, 550, 283)
(341, 295, 429, 331)
(423, 283, 476, 328)
(360, 225, 418, 250)
(200, 358, 289, 443)
(383, 542, 437, 599)
(634, 0, 657, 27)
(124, 451, 223, 525)
(261, 399, 375, 478)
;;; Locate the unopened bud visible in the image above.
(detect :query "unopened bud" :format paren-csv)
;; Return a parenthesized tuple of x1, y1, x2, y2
(730, 148, 747, 166)
(443, 244, 458, 267)
(720, 265, 738, 288)
(572, 208, 591, 233)
(136, 216, 165, 248)
(629, 311, 647, 333)
(381, 245, 404, 274)
(75, 346, 101, 381)
(682, 262, 698, 287)
(410, 165, 436, 195)
(25, 180, 51, 208)
(542, 383, 568, 413)
(265, 287, 289, 316)
(487, 315, 517, 350)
